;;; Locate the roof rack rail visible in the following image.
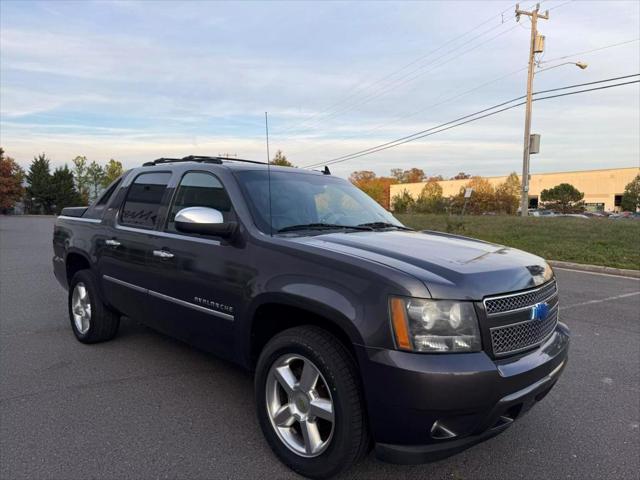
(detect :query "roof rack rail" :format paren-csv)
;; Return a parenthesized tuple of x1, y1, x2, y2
(142, 155, 267, 167)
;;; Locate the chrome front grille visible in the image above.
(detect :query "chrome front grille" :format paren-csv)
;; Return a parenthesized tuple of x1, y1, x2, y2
(484, 280, 559, 357)
(484, 280, 557, 315)
(490, 307, 558, 356)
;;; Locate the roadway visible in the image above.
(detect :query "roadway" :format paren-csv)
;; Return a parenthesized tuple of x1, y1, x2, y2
(1, 215, 638, 479)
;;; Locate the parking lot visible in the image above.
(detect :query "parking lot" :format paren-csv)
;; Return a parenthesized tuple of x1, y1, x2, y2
(1, 215, 638, 480)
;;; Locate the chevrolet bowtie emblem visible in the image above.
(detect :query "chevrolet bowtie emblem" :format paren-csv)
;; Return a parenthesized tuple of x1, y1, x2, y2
(531, 302, 550, 321)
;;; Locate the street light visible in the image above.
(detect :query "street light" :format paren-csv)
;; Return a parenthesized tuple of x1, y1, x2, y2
(535, 61, 588, 74)
(518, 58, 588, 216)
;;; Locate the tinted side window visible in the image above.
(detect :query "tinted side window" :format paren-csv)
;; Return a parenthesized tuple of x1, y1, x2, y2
(96, 178, 122, 207)
(120, 172, 171, 229)
(166, 172, 234, 233)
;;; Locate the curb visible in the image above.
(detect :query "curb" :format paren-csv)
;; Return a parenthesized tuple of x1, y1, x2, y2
(549, 260, 640, 279)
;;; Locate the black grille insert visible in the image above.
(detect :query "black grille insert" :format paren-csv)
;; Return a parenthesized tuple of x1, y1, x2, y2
(490, 307, 558, 356)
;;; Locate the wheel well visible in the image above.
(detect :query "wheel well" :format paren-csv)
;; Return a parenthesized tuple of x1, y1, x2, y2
(250, 303, 357, 367)
(66, 253, 90, 284)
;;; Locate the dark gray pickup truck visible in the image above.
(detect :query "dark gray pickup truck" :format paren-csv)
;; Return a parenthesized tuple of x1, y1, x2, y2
(53, 156, 569, 479)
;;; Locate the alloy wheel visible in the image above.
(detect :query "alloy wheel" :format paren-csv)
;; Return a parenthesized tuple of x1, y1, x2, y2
(71, 282, 91, 334)
(266, 354, 335, 457)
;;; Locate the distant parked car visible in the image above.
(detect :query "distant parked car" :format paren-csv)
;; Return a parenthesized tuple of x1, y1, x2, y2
(530, 210, 556, 217)
(609, 211, 636, 219)
(555, 214, 590, 219)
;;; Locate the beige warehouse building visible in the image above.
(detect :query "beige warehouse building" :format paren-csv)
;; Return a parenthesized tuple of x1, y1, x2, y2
(389, 167, 640, 212)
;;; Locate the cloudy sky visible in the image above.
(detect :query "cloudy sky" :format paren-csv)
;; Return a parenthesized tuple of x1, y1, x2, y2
(1, 0, 638, 179)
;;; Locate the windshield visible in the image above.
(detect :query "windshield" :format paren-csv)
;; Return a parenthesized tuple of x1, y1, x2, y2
(235, 170, 404, 234)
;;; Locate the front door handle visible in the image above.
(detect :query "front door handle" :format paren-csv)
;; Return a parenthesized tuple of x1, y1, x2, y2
(105, 239, 121, 247)
(153, 249, 174, 259)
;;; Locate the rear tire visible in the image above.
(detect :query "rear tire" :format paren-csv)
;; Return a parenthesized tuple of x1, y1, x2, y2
(68, 270, 120, 343)
(255, 326, 369, 479)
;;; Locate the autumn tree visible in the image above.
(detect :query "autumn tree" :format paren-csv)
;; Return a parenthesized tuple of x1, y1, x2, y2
(102, 159, 124, 188)
(620, 174, 640, 212)
(415, 178, 445, 214)
(540, 183, 585, 213)
(349, 170, 395, 209)
(451, 177, 496, 215)
(86, 160, 105, 202)
(26, 154, 55, 214)
(51, 165, 82, 214)
(0, 148, 25, 212)
(451, 172, 472, 180)
(271, 150, 294, 167)
(72, 156, 90, 203)
(390, 168, 425, 184)
(494, 172, 520, 214)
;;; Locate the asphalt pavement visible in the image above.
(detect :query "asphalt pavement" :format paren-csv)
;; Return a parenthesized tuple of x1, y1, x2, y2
(1, 215, 639, 480)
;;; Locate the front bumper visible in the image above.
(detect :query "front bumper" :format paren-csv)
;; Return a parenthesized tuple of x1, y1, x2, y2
(355, 322, 570, 464)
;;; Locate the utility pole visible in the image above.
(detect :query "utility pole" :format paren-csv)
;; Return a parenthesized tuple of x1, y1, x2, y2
(516, 3, 548, 216)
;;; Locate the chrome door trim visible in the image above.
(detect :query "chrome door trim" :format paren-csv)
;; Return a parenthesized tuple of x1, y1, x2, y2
(103, 274, 147, 293)
(115, 224, 221, 246)
(148, 290, 234, 321)
(58, 216, 102, 224)
(102, 274, 234, 321)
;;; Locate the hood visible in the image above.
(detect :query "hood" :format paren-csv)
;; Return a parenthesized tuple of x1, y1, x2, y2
(292, 230, 553, 300)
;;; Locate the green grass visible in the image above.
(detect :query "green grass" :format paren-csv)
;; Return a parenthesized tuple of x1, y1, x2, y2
(396, 214, 640, 270)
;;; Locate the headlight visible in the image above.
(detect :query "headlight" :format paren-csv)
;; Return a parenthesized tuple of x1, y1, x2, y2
(389, 297, 481, 353)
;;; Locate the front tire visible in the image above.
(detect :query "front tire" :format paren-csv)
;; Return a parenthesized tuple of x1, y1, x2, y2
(255, 326, 369, 479)
(68, 270, 120, 343)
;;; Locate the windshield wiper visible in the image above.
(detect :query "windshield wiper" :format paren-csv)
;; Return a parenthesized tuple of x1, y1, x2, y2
(357, 222, 413, 231)
(277, 223, 373, 233)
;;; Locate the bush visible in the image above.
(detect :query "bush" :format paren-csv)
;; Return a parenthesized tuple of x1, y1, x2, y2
(415, 179, 446, 214)
(391, 189, 415, 213)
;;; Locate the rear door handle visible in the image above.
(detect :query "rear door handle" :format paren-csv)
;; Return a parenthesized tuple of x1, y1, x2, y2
(153, 249, 174, 259)
(105, 239, 121, 247)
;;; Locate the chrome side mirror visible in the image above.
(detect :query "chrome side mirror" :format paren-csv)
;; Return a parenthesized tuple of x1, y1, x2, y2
(174, 207, 236, 238)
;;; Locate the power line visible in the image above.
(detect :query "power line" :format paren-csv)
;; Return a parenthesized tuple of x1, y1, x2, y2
(301, 72, 638, 162)
(303, 73, 639, 168)
(275, 0, 573, 138)
(535, 73, 640, 95)
(548, 0, 574, 12)
(305, 78, 639, 168)
(541, 38, 640, 64)
(290, 66, 529, 159)
(275, 3, 519, 133)
(290, 34, 637, 152)
(302, 75, 639, 169)
(275, 23, 521, 137)
(274, 6, 525, 137)
(534, 78, 639, 100)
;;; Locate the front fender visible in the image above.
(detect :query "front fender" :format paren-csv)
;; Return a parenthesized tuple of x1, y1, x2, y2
(237, 277, 367, 368)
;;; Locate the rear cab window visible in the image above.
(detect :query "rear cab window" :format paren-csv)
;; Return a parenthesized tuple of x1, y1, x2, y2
(120, 172, 172, 229)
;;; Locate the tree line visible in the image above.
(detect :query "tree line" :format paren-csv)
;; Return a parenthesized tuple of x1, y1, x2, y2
(352, 167, 640, 215)
(348, 168, 472, 210)
(2, 147, 638, 215)
(0, 148, 123, 214)
(389, 173, 522, 215)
